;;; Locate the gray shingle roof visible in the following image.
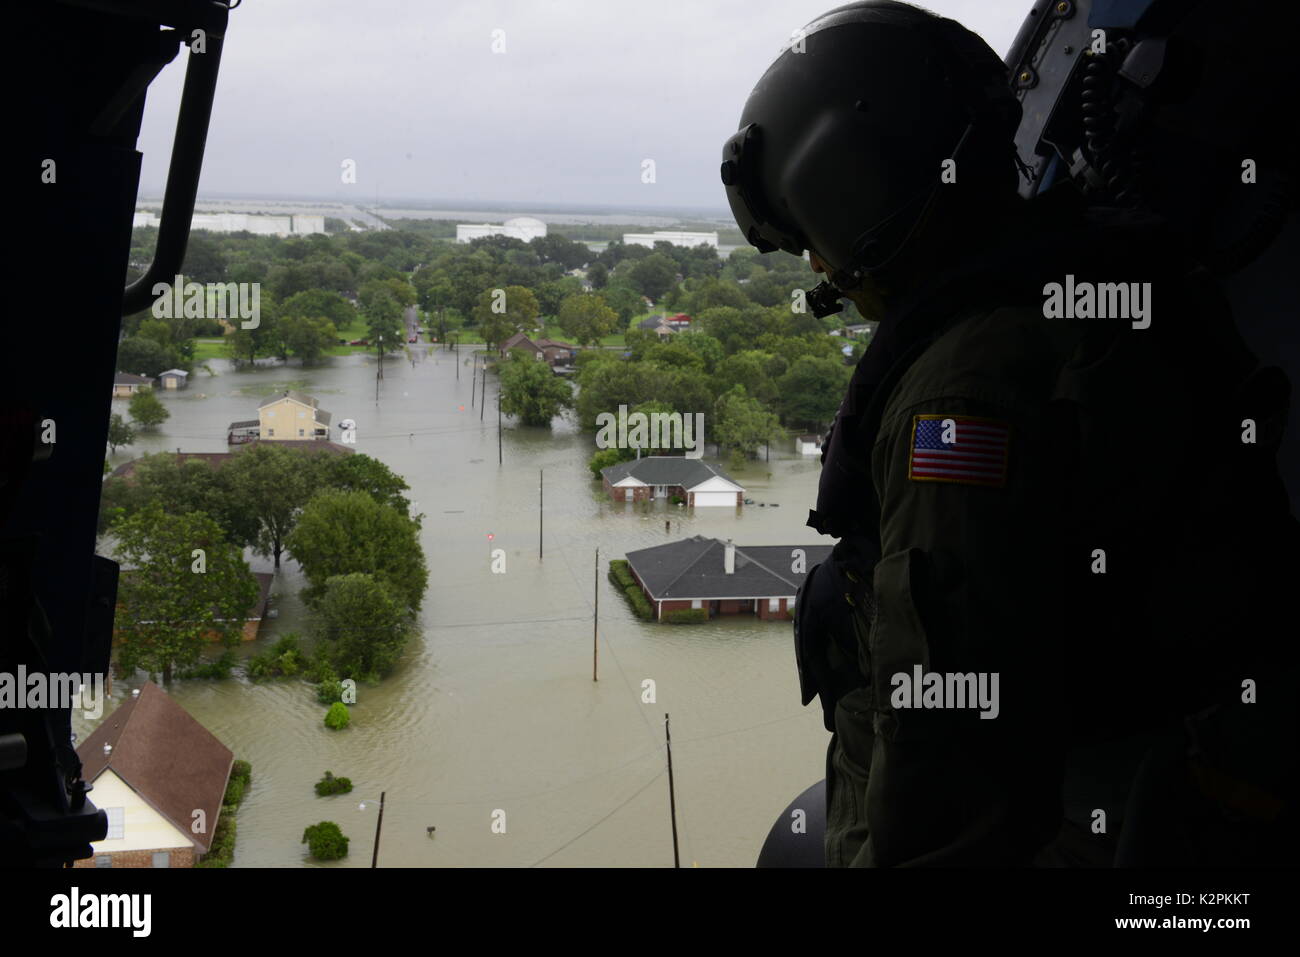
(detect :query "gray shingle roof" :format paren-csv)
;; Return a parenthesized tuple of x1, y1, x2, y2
(625, 536, 831, 600)
(228, 419, 259, 430)
(113, 372, 154, 385)
(601, 456, 741, 490)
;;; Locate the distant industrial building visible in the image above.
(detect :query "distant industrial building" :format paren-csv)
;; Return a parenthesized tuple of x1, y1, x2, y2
(456, 216, 548, 243)
(132, 210, 325, 237)
(623, 230, 719, 249)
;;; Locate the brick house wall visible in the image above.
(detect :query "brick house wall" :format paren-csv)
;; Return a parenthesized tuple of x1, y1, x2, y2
(757, 597, 793, 620)
(657, 599, 694, 620)
(73, 845, 194, 868)
(604, 477, 651, 503)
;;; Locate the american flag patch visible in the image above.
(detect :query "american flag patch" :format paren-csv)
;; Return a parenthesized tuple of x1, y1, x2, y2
(908, 414, 1010, 487)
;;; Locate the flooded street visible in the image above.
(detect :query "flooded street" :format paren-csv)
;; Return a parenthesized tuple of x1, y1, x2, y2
(83, 346, 832, 867)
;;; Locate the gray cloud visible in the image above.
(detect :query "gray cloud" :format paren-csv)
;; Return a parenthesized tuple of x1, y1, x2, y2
(137, 0, 1029, 212)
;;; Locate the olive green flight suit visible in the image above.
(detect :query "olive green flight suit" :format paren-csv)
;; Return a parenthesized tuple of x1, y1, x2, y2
(820, 279, 1288, 867)
(824, 303, 1085, 866)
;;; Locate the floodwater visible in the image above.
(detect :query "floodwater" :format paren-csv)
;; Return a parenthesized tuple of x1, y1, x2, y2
(80, 345, 833, 867)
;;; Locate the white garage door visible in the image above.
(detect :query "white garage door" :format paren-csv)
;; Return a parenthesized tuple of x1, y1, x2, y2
(692, 491, 735, 507)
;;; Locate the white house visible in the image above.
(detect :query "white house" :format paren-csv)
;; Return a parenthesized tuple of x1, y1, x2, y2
(601, 456, 744, 507)
(74, 682, 232, 868)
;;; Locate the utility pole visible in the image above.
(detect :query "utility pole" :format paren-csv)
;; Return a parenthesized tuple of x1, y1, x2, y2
(593, 547, 599, 682)
(370, 791, 386, 868)
(538, 469, 543, 560)
(480, 355, 486, 421)
(497, 392, 503, 465)
(665, 715, 680, 868)
(471, 352, 476, 407)
(456, 338, 460, 380)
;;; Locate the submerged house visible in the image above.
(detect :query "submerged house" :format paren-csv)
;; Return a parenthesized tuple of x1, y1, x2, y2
(600, 456, 743, 507)
(117, 569, 275, 642)
(499, 332, 579, 371)
(112, 372, 154, 397)
(624, 536, 831, 621)
(257, 390, 332, 441)
(74, 682, 233, 868)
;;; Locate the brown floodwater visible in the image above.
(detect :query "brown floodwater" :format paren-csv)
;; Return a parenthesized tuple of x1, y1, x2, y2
(79, 345, 833, 867)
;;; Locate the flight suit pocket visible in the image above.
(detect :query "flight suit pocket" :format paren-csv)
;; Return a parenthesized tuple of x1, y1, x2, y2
(868, 548, 932, 743)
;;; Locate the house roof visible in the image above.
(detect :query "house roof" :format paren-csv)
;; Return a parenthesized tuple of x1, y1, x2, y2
(119, 568, 274, 623)
(625, 536, 832, 601)
(113, 372, 154, 385)
(601, 456, 742, 492)
(77, 682, 233, 853)
(159, 369, 189, 377)
(111, 451, 232, 479)
(637, 315, 668, 330)
(228, 419, 260, 430)
(501, 332, 538, 352)
(258, 389, 323, 411)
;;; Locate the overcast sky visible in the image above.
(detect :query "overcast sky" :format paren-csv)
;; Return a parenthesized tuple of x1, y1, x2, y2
(137, 0, 1031, 213)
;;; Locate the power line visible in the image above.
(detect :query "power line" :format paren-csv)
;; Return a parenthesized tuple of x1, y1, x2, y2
(526, 769, 666, 868)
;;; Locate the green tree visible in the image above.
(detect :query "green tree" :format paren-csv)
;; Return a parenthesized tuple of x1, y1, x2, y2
(777, 355, 851, 430)
(534, 277, 583, 318)
(116, 336, 171, 378)
(713, 385, 782, 458)
(221, 443, 315, 568)
(128, 389, 169, 431)
(715, 351, 777, 406)
(315, 771, 353, 796)
(324, 702, 351, 730)
(280, 289, 356, 329)
(602, 281, 643, 325)
(104, 452, 256, 546)
(556, 293, 618, 346)
(498, 353, 574, 427)
(280, 314, 338, 365)
(675, 332, 724, 373)
(112, 506, 259, 683)
(302, 821, 349, 860)
(358, 278, 408, 355)
(472, 285, 540, 348)
(644, 340, 705, 371)
(313, 572, 415, 681)
(224, 293, 282, 364)
(106, 413, 136, 454)
(315, 453, 413, 515)
(586, 262, 608, 289)
(286, 489, 428, 610)
(588, 445, 635, 478)
(627, 252, 678, 301)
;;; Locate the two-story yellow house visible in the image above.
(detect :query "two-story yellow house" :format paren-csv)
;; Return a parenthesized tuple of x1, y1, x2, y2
(257, 390, 331, 441)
